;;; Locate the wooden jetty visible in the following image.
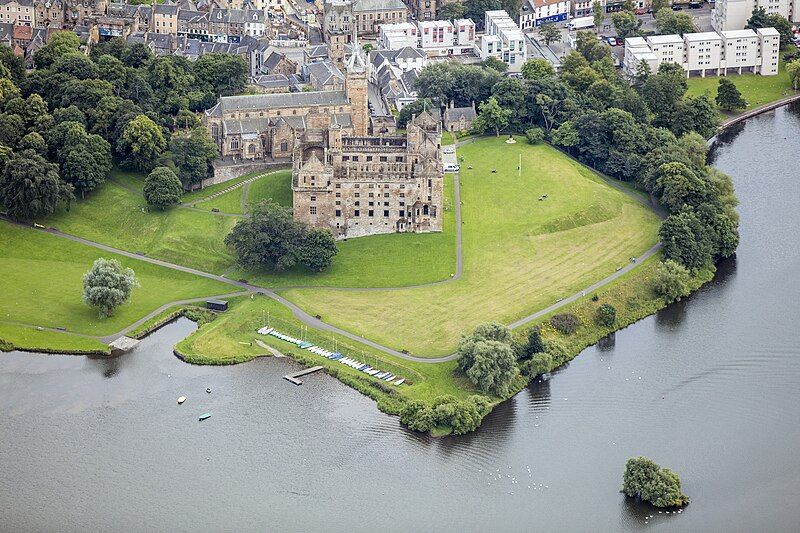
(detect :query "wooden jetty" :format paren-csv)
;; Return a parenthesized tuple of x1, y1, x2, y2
(283, 366, 324, 385)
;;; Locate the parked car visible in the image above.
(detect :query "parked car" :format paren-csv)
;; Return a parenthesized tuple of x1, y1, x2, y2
(688, 2, 702, 8)
(635, 7, 647, 14)
(616, 37, 625, 46)
(672, 4, 684, 9)
(443, 164, 460, 172)
(443, 147, 455, 154)
(606, 36, 617, 46)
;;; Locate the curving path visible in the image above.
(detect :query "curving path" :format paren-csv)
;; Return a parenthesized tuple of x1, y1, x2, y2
(3, 139, 665, 363)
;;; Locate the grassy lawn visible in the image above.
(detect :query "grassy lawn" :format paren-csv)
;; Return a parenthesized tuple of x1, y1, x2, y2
(0, 322, 110, 354)
(686, 62, 797, 117)
(278, 137, 661, 357)
(42, 179, 239, 274)
(181, 170, 281, 203)
(0, 221, 231, 337)
(235, 174, 458, 288)
(175, 295, 475, 402)
(194, 187, 245, 214)
(246, 170, 293, 207)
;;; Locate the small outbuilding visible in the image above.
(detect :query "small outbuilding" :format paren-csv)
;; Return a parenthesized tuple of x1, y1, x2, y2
(206, 299, 229, 311)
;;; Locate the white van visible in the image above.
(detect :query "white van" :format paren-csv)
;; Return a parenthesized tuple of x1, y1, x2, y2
(443, 163, 460, 172)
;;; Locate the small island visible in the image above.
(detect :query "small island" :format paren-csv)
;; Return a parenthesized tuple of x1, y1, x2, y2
(623, 456, 690, 508)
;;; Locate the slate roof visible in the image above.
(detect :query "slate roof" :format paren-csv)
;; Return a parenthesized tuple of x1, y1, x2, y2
(208, 90, 350, 115)
(305, 60, 344, 87)
(352, 0, 406, 12)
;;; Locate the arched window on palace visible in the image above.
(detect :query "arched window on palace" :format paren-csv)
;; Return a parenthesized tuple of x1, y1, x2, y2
(248, 144, 256, 154)
(231, 137, 240, 150)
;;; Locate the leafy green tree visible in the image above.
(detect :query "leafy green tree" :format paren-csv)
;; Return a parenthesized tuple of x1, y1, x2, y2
(0, 113, 23, 147)
(577, 31, 611, 63)
(745, 6, 770, 29)
(439, 1, 465, 19)
(397, 98, 436, 128)
(501, 0, 520, 19)
(61, 146, 108, 196)
(472, 96, 511, 136)
(519, 326, 545, 360)
(786, 60, 800, 90)
(659, 207, 713, 270)
(525, 127, 545, 144)
(193, 53, 248, 97)
(82, 258, 139, 318)
(523, 351, 553, 377)
(225, 200, 306, 270)
(18, 132, 47, 155)
(654, 259, 692, 303)
(53, 105, 87, 126)
(551, 121, 579, 153)
(399, 401, 434, 432)
(143, 166, 183, 209)
(766, 14, 793, 46)
(672, 94, 719, 139)
(538, 23, 562, 46)
(612, 11, 642, 38)
(0, 149, 73, 219)
(52, 53, 99, 80)
(33, 31, 81, 69)
(596, 303, 617, 327)
(654, 8, 696, 35)
(118, 114, 166, 171)
(167, 127, 218, 186)
(521, 58, 555, 80)
(457, 322, 518, 396)
(622, 457, 690, 508)
(464, 0, 502, 28)
(653, 161, 706, 213)
(592, 0, 604, 28)
(0, 44, 25, 84)
(641, 62, 688, 128)
(651, 0, 668, 13)
(480, 56, 508, 73)
(632, 59, 651, 90)
(716, 78, 746, 111)
(297, 228, 339, 271)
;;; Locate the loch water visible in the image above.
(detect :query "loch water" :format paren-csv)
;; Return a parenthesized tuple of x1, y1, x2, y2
(2, 105, 799, 532)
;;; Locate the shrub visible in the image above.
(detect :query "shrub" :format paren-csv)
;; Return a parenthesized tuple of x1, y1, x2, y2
(525, 127, 545, 144)
(520, 351, 553, 377)
(550, 313, 581, 334)
(596, 303, 617, 327)
(654, 259, 692, 303)
(518, 326, 545, 360)
(622, 456, 690, 508)
(400, 400, 434, 432)
(544, 338, 571, 367)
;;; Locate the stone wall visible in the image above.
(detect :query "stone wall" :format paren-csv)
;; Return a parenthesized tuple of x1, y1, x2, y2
(200, 159, 291, 189)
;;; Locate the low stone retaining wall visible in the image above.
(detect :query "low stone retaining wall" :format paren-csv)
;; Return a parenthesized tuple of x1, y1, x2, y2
(204, 159, 291, 187)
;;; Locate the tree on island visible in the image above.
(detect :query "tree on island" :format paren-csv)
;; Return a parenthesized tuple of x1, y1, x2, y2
(715, 79, 746, 111)
(622, 456, 689, 508)
(82, 258, 139, 318)
(0, 149, 74, 219)
(472, 96, 511, 137)
(457, 322, 518, 396)
(225, 200, 338, 272)
(538, 23, 562, 46)
(144, 166, 183, 209)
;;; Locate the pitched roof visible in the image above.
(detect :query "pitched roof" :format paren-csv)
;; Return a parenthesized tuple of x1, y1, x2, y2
(352, 0, 406, 12)
(305, 60, 344, 86)
(211, 90, 350, 114)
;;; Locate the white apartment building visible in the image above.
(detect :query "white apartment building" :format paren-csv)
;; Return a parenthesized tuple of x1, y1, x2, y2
(378, 21, 418, 49)
(519, 0, 571, 29)
(377, 18, 477, 56)
(623, 27, 781, 79)
(480, 10, 527, 70)
(712, 0, 798, 32)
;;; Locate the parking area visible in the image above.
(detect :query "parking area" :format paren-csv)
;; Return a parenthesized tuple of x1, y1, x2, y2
(442, 147, 459, 173)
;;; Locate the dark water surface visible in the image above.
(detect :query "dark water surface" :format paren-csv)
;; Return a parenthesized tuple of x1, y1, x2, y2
(2, 106, 800, 532)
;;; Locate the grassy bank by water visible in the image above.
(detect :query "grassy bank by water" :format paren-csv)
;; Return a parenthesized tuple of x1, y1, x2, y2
(0, 221, 231, 337)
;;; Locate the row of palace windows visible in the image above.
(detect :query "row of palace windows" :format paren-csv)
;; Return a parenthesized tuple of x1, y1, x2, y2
(342, 155, 404, 162)
(327, 205, 433, 218)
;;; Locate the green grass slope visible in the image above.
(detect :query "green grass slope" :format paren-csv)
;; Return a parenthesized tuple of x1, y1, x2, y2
(279, 138, 661, 357)
(0, 221, 231, 337)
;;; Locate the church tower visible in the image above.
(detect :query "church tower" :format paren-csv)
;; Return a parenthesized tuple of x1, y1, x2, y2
(345, 29, 369, 136)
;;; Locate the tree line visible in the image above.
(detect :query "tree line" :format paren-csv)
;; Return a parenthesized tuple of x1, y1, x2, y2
(0, 33, 247, 220)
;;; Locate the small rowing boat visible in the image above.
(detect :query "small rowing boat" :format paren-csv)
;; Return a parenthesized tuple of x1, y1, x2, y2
(198, 413, 211, 421)
(177, 396, 186, 404)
